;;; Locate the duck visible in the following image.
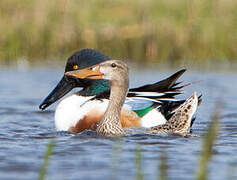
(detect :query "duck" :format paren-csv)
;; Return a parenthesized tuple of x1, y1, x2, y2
(66, 60, 128, 136)
(39, 49, 201, 134)
(65, 60, 199, 136)
(149, 92, 198, 136)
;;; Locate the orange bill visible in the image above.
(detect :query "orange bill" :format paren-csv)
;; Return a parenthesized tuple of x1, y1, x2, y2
(65, 66, 104, 79)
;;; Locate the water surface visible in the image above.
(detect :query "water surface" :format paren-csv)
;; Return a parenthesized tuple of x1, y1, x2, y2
(0, 67, 237, 180)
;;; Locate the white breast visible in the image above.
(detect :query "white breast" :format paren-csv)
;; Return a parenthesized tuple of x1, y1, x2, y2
(55, 94, 132, 131)
(54, 94, 166, 131)
(55, 95, 107, 131)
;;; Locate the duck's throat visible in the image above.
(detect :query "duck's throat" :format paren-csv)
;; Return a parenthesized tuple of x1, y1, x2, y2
(97, 80, 128, 136)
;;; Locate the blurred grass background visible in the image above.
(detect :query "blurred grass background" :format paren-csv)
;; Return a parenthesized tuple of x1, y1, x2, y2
(0, 0, 236, 64)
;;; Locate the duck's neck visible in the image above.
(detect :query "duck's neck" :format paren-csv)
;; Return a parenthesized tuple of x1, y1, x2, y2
(97, 78, 129, 136)
(105, 80, 128, 122)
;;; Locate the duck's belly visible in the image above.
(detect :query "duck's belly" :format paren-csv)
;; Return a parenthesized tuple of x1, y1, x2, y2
(55, 94, 166, 133)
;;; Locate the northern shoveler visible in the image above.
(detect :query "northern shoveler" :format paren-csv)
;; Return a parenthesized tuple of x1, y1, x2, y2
(65, 59, 199, 136)
(149, 92, 198, 136)
(39, 49, 200, 134)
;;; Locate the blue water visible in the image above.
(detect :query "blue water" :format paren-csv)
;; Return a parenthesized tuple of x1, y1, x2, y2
(0, 67, 237, 180)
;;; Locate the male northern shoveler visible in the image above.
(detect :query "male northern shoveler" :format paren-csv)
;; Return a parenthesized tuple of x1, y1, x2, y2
(39, 49, 200, 134)
(65, 59, 199, 137)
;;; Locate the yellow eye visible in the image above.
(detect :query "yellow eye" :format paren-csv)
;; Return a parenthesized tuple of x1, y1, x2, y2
(73, 65, 79, 70)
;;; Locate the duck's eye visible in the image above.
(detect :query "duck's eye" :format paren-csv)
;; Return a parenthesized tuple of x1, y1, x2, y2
(91, 67, 97, 71)
(73, 65, 79, 70)
(111, 63, 117, 68)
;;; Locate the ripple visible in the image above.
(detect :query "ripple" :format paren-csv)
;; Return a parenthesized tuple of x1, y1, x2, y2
(1, 70, 237, 180)
(222, 113, 237, 119)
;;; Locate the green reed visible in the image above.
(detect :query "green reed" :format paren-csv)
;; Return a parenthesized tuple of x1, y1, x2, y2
(159, 150, 167, 180)
(196, 108, 220, 180)
(136, 146, 144, 180)
(110, 139, 123, 180)
(39, 140, 55, 180)
(0, 0, 236, 63)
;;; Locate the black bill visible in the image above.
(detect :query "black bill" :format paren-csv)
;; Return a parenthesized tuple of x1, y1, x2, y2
(39, 76, 78, 110)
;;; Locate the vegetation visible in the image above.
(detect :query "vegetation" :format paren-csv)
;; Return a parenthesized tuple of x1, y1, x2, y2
(159, 150, 168, 180)
(39, 140, 55, 180)
(136, 147, 144, 180)
(0, 0, 236, 63)
(196, 107, 220, 180)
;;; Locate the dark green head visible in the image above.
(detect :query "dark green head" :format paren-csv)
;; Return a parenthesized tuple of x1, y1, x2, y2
(39, 49, 110, 110)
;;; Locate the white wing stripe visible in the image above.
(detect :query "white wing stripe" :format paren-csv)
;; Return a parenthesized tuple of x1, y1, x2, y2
(130, 92, 165, 97)
(127, 97, 162, 103)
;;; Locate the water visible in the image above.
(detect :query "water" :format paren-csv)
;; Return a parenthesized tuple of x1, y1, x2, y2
(0, 67, 237, 180)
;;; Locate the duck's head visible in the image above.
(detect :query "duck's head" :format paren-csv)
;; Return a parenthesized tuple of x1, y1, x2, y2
(65, 60, 129, 88)
(39, 49, 110, 110)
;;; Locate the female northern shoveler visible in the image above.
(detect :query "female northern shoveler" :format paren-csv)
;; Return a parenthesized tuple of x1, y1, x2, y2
(149, 92, 198, 136)
(66, 60, 129, 136)
(39, 49, 200, 134)
(65, 59, 199, 136)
